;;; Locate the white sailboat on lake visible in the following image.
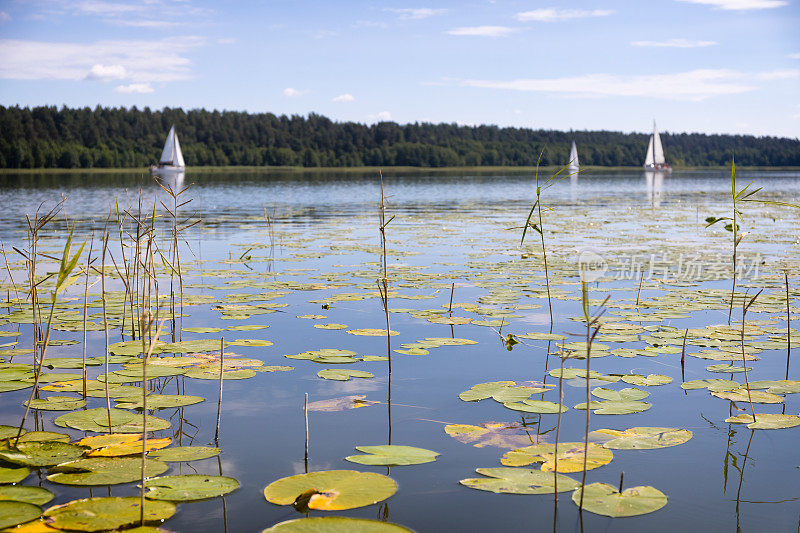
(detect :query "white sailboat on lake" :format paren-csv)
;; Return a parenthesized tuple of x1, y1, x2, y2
(643, 121, 671, 172)
(151, 125, 185, 175)
(568, 140, 579, 173)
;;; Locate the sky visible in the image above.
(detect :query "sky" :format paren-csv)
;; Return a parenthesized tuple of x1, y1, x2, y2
(0, 0, 798, 137)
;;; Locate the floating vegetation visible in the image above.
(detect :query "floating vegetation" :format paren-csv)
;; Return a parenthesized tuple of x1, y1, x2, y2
(264, 470, 397, 511)
(571, 482, 668, 517)
(459, 467, 580, 494)
(345, 445, 439, 466)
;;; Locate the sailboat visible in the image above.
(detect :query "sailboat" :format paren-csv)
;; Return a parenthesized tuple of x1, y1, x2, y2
(568, 140, 580, 173)
(150, 125, 185, 175)
(643, 121, 671, 172)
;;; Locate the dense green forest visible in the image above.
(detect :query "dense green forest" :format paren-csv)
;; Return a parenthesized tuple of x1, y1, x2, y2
(1, 105, 798, 169)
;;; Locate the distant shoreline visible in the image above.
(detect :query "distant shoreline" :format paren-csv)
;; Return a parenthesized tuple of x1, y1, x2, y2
(2, 165, 800, 175)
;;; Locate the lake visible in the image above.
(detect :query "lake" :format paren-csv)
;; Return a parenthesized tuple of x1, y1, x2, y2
(0, 168, 799, 532)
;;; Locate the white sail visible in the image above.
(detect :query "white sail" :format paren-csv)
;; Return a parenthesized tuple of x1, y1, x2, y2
(173, 129, 185, 168)
(644, 135, 654, 167)
(568, 140, 579, 170)
(158, 125, 185, 168)
(652, 122, 665, 165)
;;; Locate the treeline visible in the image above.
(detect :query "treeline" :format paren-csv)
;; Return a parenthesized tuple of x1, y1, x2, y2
(1, 105, 798, 169)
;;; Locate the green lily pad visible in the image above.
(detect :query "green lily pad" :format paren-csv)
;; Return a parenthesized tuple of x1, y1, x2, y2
(725, 413, 800, 429)
(144, 474, 239, 501)
(711, 389, 784, 404)
(0, 441, 86, 467)
(747, 380, 800, 394)
(0, 485, 54, 505)
(706, 364, 751, 373)
(501, 442, 613, 472)
(681, 379, 740, 392)
(24, 396, 86, 411)
(575, 400, 652, 415)
(317, 369, 373, 381)
(572, 482, 667, 517)
(227, 339, 274, 347)
(314, 324, 348, 330)
(0, 425, 24, 440)
(47, 457, 168, 486)
(14, 431, 70, 443)
(115, 394, 204, 410)
(148, 446, 221, 462)
(54, 408, 170, 433)
(460, 467, 580, 494)
(619, 374, 672, 386)
(184, 368, 256, 380)
(345, 445, 439, 466)
(264, 470, 397, 510)
(43, 497, 175, 531)
(592, 387, 649, 402)
(589, 427, 693, 449)
(182, 327, 225, 333)
(444, 422, 541, 449)
(263, 517, 413, 532)
(503, 400, 567, 414)
(0, 463, 30, 483)
(0, 501, 42, 529)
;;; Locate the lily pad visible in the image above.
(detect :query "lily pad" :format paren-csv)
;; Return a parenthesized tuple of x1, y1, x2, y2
(574, 400, 652, 415)
(47, 457, 168, 486)
(77, 434, 172, 457)
(263, 517, 413, 532)
(24, 396, 86, 411)
(460, 467, 580, 494)
(572, 482, 667, 517)
(503, 400, 567, 414)
(345, 445, 439, 466)
(314, 324, 348, 330)
(681, 379, 740, 392)
(747, 380, 800, 394)
(43, 497, 175, 531)
(346, 329, 399, 336)
(148, 446, 221, 462)
(619, 374, 672, 386)
(264, 470, 397, 511)
(589, 427, 693, 449)
(706, 364, 751, 373)
(317, 369, 373, 381)
(0, 486, 53, 505)
(114, 394, 204, 410)
(725, 413, 800, 429)
(0, 463, 30, 483)
(0, 441, 86, 467)
(444, 422, 543, 449)
(501, 442, 613, 472)
(0, 501, 42, 530)
(144, 474, 239, 501)
(54, 408, 170, 433)
(227, 339, 274, 347)
(710, 389, 784, 404)
(307, 396, 376, 412)
(592, 387, 649, 402)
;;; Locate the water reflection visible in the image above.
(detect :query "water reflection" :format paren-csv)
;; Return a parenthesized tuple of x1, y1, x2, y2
(645, 170, 666, 207)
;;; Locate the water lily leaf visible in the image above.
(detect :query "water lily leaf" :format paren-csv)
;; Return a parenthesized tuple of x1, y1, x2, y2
(43, 497, 175, 531)
(43, 357, 103, 369)
(427, 316, 472, 325)
(711, 389, 783, 404)
(147, 446, 220, 462)
(575, 400, 652, 415)
(747, 380, 800, 394)
(346, 329, 399, 336)
(345, 445, 439, 466)
(501, 442, 613, 472)
(227, 339, 274, 347)
(393, 348, 428, 356)
(0, 486, 53, 506)
(423, 337, 477, 346)
(458, 381, 516, 402)
(47, 457, 168, 486)
(13, 432, 70, 444)
(182, 327, 224, 333)
(78, 434, 171, 457)
(54, 408, 170, 433)
(620, 374, 672, 386)
(317, 369, 373, 381)
(592, 387, 649, 402)
(0, 381, 32, 393)
(503, 400, 567, 414)
(297, 315, 326, 320)
(589, 427, 692, 449)
(0, 463, 30, 483)
(264, 470, 397, 511)
(24, 396, 86, 411)
(549, 368, 619, 382)
(706, 364, 751, 373)
(159, 339, 227, 353)
(516, 332, 567, 341)
(114, 394, 204, 410)
(307, 396, 377, 412)
(681, 379, 739, 392)
(314, 324, 348, 330)
(263, 517, 413, 532)
(0, 501, 42, 529)
(254, 365, 294, 373)
(444, 422, 543, 449)
(725, 413, 800, 429)
(460, 467, 580, 494)
(184, 368, 256, 380)
(144, 474, 239, 501)
(571, 482, 667, 517)
(227, 325, 270, 331)
(0, 441, 86, 467)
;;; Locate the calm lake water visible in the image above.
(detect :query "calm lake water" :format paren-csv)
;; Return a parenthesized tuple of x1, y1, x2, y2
(0, 169, 799, 532)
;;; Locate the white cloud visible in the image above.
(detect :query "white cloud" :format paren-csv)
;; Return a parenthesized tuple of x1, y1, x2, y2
(59, 0, 212, 28)
(332, 93, 355, 103)
(515, 8, 613, 22)
(114, 83, 153, 93)
(675, 0, 787, 9)
(0, 11, 10, 22)
(788, 53, 800, 59)
(283, 87, 306, 97)
(368, 111, 392, 121)
(447, 26, 518, 37)
(85, 63, 127, 81)
(0, 37, 202, 83)
(632, 38, 717, 48)
(384, 8, 447, 20)
(457, 69, 795, 101)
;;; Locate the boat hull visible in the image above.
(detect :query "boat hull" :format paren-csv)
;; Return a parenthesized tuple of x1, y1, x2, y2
(150, 165, 185, 176)
(644, 163, 672, 172)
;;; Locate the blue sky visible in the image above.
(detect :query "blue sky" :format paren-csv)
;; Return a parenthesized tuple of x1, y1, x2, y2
(0, 0, 798, 136)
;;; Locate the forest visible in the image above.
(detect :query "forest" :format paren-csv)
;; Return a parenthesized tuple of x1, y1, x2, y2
(1, 105, 798, 169)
